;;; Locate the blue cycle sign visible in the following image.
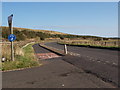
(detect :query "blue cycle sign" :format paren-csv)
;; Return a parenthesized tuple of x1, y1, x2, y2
(8, 34, 16, 42)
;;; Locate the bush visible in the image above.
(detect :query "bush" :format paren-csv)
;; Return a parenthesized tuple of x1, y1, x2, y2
(40, 37, 45, 40)
(60, 36, 64, 40)
(94, 38, 102, 41)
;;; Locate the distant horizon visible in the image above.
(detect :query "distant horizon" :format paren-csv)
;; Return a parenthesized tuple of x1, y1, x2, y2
(2, 25, 118, 38)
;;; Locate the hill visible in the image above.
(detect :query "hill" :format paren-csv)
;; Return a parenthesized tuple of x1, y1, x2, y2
(2, 26, 66, 41)
(11, 27, 66, 35)
(1, 26, 117, 41)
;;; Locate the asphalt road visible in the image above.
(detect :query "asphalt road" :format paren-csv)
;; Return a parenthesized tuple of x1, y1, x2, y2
(3, 58, 114, 88)
(45, 42, 118, 66)
(2, 44, 115, 88)
(45, 42, 119, 87)
(32, 44, 52, 53)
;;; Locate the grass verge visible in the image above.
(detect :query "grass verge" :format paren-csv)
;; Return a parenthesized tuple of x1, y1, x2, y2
(2, 43, 40, 71)
(58, 42, 120, 50)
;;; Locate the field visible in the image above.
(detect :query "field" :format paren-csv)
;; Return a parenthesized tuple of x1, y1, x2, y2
(58, 39, 119, 48)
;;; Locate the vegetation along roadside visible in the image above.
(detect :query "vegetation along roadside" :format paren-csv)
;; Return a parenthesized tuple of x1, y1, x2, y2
(58, 40, 119, 51)
(2, 43, 40, 71)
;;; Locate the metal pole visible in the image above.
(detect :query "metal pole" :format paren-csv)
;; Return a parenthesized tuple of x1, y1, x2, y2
(9, 23, 14, 61)
(64, 44, 68, 54)
(8, 14, 14, 61)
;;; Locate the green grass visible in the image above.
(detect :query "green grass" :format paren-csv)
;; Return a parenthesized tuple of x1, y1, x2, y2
(2, 43, 40, 71)
(58, 42, 119, 49)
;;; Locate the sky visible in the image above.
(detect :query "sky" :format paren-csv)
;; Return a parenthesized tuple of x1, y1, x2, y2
(2, 2, 118, 37)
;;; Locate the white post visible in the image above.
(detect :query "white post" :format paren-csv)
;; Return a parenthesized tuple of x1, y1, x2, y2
(64, 44, 68, 54)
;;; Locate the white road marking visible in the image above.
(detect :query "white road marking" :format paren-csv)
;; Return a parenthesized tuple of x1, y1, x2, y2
(113, 63, 117, 65)
(97, 61, 101, 63)
(105, 61, 109, 63)
(22, 42, 35, 49)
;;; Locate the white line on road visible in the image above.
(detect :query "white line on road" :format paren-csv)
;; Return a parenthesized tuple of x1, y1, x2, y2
(105, 61, 110, 63)
(97, 61, 101, 63)
(21, 42, 35, 49)
(112, 63, 117, 65)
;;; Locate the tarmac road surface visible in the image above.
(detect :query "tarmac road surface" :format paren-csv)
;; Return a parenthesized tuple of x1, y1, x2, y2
(2, 44, 115, 88)
(2, 58, 114, 88)
(45, 42, 118, 66)
(45, 42, 119, 87)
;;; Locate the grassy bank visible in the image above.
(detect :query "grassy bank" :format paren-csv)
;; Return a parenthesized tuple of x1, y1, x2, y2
(58, 40, 119, 50)
(2, 43, 40, 71)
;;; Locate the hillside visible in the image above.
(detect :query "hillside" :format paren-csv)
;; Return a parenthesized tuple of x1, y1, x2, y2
(1, 26, 118, 41)
(2, 26, 66, 41)
(11, 27, 66, 35)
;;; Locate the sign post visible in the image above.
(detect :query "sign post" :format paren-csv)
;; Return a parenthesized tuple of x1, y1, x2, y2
(8, 14, 14, 61)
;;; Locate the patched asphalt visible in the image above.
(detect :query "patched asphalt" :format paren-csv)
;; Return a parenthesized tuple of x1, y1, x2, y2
(32, 44, 51, 53)
(2, 58, 114, 88)
(45, 42, 118, 66)
(45, 42, 119, 87)
(2, 43, 117, 88)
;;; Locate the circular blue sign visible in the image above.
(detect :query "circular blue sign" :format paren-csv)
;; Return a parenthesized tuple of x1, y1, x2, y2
(8, 34, 16, 42)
